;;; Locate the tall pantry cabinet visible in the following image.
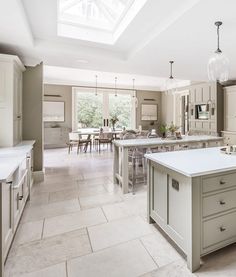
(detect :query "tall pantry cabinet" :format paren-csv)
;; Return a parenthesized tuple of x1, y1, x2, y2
(0, 54, 25, 146)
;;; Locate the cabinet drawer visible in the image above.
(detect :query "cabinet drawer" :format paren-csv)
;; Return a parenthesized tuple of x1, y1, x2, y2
(202, 173, 236, 193)
(13, 171, 27, 230)
(203, 190, 236, 217)
(203, 211, 236, 249)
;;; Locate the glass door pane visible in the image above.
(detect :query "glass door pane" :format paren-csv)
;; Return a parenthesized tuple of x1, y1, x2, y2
(108, 93, 132, 129)
(75, 91, 103, 129)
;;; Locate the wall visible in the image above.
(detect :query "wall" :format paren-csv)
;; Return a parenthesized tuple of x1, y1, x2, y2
(44, 84, 72, 129)
(161, 93, 175, 125)
(22, 63, 43, 172)
(136, 90, 162, 130)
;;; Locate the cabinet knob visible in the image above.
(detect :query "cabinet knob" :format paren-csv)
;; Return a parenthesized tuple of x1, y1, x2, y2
(220, 180, 226, 185)
(219, 200, 226, 205)
(18, 195, 23, 201)
(220, 226, 226, 232)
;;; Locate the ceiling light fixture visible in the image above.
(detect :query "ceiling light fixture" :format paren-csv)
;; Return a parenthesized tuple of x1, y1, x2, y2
(114, 77, 118, 97)
(165, 61, 177, 95)
(132, 78, 138, 108)
(207, 21, 229, 82)
(95, 75, 98, 96)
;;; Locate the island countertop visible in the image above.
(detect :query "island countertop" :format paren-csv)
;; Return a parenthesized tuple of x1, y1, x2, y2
(145, 147, 236, 177)
(0, 140, 35, 182)
(113, 135, 223, 148)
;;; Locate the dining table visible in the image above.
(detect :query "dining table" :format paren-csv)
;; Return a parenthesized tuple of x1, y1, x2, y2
(113, 135, 224, 194)
(74, 129, 122, 139)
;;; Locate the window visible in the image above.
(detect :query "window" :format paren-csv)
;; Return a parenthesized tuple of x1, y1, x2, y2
(72, 87, 136, 131)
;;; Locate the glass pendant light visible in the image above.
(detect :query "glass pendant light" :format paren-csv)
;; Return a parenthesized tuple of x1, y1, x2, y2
(132, 78, 138, 108)
(207, 21, 229, 82)
(114, 77, 117, 97)
(95, 74, 98, 96)
(165, 61, 177, 95)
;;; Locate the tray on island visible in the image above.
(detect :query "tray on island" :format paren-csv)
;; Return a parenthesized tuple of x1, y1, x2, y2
(220, 147, 236, 155)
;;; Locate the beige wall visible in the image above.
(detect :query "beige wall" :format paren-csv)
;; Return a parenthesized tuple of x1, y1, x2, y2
(136, 90, 162, 130)
(22, 63, 43, 172)
(161, 93, 175, 125)
(44, 84, 72, 129)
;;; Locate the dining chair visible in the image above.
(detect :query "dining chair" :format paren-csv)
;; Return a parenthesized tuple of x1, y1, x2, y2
(67, 133, 92, 154)
(98, 131, 113, 152)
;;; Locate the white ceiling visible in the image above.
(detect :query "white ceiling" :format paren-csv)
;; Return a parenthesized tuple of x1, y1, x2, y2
(0, 0, 236, 89)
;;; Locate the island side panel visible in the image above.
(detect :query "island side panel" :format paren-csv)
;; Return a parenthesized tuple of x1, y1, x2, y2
(186, 176, 201, 272)
(147, 161, 202, 272)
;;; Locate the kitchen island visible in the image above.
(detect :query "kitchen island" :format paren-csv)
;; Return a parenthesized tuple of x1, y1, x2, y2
(146, 147, 236, 272)
(113, 135, 223, 194)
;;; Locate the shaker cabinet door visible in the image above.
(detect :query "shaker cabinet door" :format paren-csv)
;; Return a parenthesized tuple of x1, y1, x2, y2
(2, 181, 13, 260)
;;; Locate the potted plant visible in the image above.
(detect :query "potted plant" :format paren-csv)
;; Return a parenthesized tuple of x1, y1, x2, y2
(159, 123, 168, 138)
(110, 115, 119, 131)
(169, 122, 179, 136)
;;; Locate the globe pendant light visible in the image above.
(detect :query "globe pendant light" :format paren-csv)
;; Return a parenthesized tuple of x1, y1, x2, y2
(207, 21, 229, 82)
(165, 61, 177, 95)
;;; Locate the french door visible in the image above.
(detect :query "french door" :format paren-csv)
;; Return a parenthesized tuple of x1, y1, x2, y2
(72, 87, 136, 131)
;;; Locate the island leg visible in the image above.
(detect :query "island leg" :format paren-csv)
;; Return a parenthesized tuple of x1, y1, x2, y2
(121, 148, 129, 194)
(113, 144, 119, 185)
(147, 160, 155, 223)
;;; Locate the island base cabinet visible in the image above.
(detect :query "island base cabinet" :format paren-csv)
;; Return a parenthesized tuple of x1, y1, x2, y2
(148, 162, 201, 272)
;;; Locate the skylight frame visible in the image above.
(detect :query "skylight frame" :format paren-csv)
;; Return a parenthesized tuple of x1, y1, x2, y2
(58, 0, 136, 33)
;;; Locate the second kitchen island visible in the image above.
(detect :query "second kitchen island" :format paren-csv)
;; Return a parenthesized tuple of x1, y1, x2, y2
(146, 147, 236, 272)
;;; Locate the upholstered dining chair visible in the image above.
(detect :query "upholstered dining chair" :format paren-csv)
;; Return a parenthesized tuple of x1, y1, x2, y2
(98, 131, 113, 152)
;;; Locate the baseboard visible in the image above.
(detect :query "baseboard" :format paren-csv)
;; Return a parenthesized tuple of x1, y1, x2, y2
(32, 171, 45, 183)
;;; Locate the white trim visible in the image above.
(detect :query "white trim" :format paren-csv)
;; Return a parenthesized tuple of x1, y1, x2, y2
(32, 171, 44, 183)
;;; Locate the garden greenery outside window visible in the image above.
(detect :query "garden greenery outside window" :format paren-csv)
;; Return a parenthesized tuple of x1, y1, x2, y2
(72, 87, 136, 131)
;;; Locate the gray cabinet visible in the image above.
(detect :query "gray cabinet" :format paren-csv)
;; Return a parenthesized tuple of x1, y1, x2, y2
(189, 82, 223, 135)
(1, 147, 33, 265)
(148, 161, 236, 272)
(44, 127, 70, 148)
(0, 54, 25, 147)
(2, 181, 13, 260)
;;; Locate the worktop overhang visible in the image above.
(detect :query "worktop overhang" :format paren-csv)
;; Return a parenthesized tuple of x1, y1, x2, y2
(145, 147, 236, 177)
(0, 140, 35, 182)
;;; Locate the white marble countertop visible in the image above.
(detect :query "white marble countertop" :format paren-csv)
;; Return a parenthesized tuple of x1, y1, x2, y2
(145, 147, 236, 177)
(0, 140, 35, 182)
(113, 135, 223, 148)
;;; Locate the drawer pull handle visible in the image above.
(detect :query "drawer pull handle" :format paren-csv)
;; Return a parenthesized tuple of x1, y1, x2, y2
(219, 200, 226, 205)
(18, 195, 23, 201)
(220, 226, 226, 232)
(220, 180, 226, 185)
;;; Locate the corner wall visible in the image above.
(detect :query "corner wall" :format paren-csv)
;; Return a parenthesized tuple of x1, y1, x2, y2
(22, 63, 43, 172)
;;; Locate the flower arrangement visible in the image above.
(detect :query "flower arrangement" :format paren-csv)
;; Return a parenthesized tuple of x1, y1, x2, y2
(168, 121, 179, 135)
(110, 115, 119, 130)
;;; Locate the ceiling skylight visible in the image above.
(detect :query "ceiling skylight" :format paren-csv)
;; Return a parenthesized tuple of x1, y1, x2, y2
(59, 0, 134, 31)
(57, 0, 147, 44)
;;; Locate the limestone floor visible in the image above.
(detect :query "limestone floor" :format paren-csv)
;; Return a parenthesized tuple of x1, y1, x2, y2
(5, 148, 236, 277)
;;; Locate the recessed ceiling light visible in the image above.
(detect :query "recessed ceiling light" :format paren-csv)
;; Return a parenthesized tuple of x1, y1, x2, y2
(76, 59, 89, 64)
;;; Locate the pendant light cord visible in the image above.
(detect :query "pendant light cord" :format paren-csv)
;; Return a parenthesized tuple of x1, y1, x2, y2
(169, 61, 174, 79)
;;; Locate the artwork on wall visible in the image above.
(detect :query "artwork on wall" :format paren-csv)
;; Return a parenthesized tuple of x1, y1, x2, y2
(141, 104, 158, 121)
(43, 101, 65, 122)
